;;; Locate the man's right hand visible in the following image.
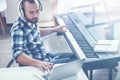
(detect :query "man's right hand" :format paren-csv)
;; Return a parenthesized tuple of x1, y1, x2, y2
(35, 61, 54, 73)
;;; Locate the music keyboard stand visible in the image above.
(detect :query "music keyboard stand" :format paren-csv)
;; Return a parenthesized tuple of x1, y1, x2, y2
(83, 57, 119, 80)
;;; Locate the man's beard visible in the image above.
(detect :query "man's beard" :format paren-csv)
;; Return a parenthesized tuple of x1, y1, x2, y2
(26, 17, 39, 24)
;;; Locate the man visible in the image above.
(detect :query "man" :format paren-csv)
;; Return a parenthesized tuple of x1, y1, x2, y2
(10, 0, 76, 72)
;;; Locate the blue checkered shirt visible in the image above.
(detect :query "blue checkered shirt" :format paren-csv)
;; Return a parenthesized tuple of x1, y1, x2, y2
(10, 17, 46, 61)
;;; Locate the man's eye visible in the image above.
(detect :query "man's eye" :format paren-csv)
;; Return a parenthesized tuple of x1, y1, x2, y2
(30, 11, 34, 14)
(36, 10, 40, 13)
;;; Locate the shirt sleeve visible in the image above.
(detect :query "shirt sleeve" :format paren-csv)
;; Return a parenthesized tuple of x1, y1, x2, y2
(11, 28, 24, 60)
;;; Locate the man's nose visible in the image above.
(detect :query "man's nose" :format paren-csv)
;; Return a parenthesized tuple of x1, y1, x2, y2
(34, 13, 39, 17)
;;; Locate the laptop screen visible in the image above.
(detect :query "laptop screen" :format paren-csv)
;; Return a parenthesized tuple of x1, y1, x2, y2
(48, 59, 86, 80)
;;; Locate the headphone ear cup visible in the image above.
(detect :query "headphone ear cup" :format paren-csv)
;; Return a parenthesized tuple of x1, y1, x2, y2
(21, 8, 25, 17)
(20, 8, 24, 17)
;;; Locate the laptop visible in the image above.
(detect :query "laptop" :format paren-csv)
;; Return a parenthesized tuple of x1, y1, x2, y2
(39, 59, 85, 80)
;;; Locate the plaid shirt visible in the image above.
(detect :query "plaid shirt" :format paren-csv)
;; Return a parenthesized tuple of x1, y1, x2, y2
(10, 17, 46, 61)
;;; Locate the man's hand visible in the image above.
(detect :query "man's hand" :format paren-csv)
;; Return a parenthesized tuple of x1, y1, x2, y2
(35, 61, 54, 73)
(54, 25, 68, 33)
(16, 53, 54, 73)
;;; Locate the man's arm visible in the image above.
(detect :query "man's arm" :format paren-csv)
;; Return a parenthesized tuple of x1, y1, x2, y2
(16, 53, 54, 72)
(40, 25, 67, 36)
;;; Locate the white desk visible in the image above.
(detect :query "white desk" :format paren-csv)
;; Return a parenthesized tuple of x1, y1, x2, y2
(0, 67, 44, 80)
(0, 66, 88, 80)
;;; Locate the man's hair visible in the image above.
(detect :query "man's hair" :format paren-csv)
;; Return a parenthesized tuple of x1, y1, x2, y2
(20, 0, 42, 11)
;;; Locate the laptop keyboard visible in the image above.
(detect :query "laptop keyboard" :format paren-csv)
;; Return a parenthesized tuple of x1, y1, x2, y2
(42, 73, 51, 80)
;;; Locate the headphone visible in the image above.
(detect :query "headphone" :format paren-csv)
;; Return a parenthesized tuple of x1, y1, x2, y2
(19, 0, 43, 17)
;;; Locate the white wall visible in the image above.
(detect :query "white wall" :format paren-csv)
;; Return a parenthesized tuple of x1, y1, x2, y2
(4, 0, 55, 23)
(38, 0, 53, 21)
(4, 0, 120, 23)
(5, 0, 19, 24)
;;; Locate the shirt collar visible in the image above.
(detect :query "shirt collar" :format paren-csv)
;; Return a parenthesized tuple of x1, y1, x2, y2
(19, 16, 37, 30)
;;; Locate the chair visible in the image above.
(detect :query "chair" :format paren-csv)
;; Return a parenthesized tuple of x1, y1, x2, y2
(0, 0, 7, 34)
(6, 58, 14, 67)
